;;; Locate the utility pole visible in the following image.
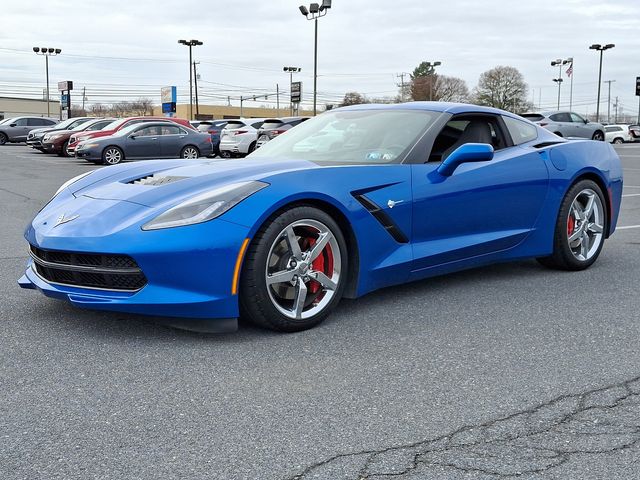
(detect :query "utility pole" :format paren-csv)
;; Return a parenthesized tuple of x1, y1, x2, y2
(193, 61, 200, 118)
(82, 86, 86, 112)
(613, 96, 619, 123)
(604, 80, 615, 123)
(276, 83, 280, 116)
(396, 72, 409, 102)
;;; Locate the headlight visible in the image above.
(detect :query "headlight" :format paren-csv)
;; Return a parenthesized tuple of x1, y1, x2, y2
(82, 143, 100, 148)
(53, 171, 94, 198)
(48, 134, 62, 141)
(142, 181, 268, 231)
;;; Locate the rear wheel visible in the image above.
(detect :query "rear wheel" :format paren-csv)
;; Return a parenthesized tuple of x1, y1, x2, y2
(102, 146, 124, 165)
(180, 145, 199, 159)
(220, 150, 232, 158)
(247, 141, 257, 154)
(537, 180, 606, 270)
(240, 206, 348, 332)
(612, 137, 624, 144)
(0, 133, 7, 145)
(592, 131, 605, 141)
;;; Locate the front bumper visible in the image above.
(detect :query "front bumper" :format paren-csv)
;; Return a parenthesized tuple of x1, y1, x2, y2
(19, 199, 251, 322)
(42, 141, 61, 153)
(27, 139, 43, 148)
(75, 146, 101, 160)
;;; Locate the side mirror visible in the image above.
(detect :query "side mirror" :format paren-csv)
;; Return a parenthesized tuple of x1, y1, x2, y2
(584, 119, 589, 124)
(129, 133, 139, 139)
(9, 123, 16, 127)
(437, 143, 494, 177)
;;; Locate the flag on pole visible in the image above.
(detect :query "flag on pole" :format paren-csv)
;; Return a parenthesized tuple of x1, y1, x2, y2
(566, 63, 573, 77)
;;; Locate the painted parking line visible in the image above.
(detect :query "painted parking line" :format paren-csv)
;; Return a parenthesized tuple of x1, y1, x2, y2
(617, 225, 640, 230)
(622, 193, 640, 198)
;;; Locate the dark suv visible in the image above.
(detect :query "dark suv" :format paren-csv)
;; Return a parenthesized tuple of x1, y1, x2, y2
(197, 120, 228, 156)
(255, 117, 309, 149)
(0, 117, 58, 144)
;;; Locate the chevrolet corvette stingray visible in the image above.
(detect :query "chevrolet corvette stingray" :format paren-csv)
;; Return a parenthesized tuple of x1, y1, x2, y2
(19, 102, 623, 332)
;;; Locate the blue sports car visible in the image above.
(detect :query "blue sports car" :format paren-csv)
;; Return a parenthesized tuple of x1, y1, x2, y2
(19, 102, 623, 332)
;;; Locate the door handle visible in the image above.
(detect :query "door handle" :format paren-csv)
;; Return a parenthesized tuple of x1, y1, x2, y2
(151, 137, 158, 140)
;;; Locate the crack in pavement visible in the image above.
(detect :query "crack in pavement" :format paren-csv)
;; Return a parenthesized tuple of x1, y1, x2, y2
(285, 376, 640, 479)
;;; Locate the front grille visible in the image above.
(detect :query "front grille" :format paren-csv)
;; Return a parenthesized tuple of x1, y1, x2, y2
(30, 245, 147, 291)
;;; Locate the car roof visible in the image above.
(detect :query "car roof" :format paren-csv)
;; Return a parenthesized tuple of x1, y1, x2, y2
(339, 102, 531, 121)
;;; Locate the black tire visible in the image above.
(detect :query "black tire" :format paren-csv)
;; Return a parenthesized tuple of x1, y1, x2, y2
(180, 145, 200, 159)
(554, 131, 563, 137)
(592, 131, 605, 141)
(102, 146, 124, 165)
(537, 179, 607, 271)
(60, 140, 70, 157)
(220, 151, 232, 158)
(0, 133, 7, 145)
(247, 141, 257, 154)
(612, 137, 624, 145)
(240, 206, 348, 332)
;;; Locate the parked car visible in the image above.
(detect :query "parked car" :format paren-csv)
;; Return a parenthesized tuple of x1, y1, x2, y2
(75, 121, 212, 164)
(628, 125, 640, 142)
(197, 120, 228, 156)
(41, 118, 116, 156)
(26, 117, 93, 150)
(520, 111, 605, 141)
(67, 116, 194, 156)
(255, 117, 309, 149)
(0, 117, 58, 145)
(604, 124, 636, 144)
(20, 102, 623, 333)
(219, 118, 266, 157)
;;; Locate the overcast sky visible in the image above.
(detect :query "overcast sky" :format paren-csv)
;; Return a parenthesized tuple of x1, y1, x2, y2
(1, 0, 639, 117)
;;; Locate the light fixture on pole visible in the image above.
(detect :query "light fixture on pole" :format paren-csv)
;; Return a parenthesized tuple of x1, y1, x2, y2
(589, 43, 615, 122)
(178, 39, 203, 120)
(283, 66, 301, 115)
(550, 59, 564, 110)
(33, 47, 61, 117)
(552, 78, 564, 110)
(424, 61, 442, 101)
(299, 0, 331, 116)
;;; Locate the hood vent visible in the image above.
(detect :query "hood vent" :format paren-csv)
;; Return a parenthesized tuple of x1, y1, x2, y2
(127, 174, 189, 186)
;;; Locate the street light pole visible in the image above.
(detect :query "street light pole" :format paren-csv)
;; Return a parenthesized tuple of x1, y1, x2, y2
(178, 39, 203, 120)
(299, 1, 332, 116)
(424, 61, 442, 101)
(604, 79, 616, 123)
(33, 47, 61, 117)
(552, 78, 563, 110)
(589, 43, 615, 123)
(550, 59, 565, 110)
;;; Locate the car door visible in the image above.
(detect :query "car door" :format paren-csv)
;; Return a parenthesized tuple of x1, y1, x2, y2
(125, 125, 162, 158)
(10, 118, 31, 141)
(570, 113, 591, 139)
(548, 112, 573, 137)
(158, 125, 187, 158)
(410, 114, 549, 276)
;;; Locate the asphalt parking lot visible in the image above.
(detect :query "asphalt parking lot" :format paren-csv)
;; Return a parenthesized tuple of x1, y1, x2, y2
(1, 144, 639, 480)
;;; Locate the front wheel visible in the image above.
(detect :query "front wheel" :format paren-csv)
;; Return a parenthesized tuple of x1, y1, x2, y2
(102, 146, 124, 165)
(0, 133, 7, 145)
(537, 180, 607, 270)
(612, 137, 624, 145)
(592, 131, 605, 141)
(240, 206, 348, 332)
(60, 140, 70, 157)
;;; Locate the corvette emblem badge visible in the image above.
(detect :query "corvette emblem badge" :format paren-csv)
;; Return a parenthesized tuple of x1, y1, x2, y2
(54, 213, 79, 228)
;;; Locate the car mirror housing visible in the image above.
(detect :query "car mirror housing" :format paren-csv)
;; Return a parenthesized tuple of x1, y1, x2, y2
(9, 123, 16, 127)
(437, 143, 494, 177)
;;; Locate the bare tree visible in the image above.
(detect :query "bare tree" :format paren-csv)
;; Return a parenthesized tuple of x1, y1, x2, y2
(473, 66, 531, 113)
(433, 75, 470, 103)
(70, 105, 87, 117)
(340, 91, 368, 107)
(90, 103, 108, 116)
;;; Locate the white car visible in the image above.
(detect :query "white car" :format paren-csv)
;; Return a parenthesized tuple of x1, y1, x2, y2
(604, 124, 634, 144)
(219, 118, 266, 157)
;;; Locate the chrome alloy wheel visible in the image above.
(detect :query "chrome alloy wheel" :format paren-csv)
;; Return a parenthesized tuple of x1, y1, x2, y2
(104, 148, 122, 165)
(182, 146, 199, 159)
(265, 219, 341, 320)
(566, 188, 605, 261)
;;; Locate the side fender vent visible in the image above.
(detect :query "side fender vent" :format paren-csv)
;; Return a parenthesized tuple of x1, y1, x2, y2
(127, 174, 188, 186)
(352, 194, 409, 243)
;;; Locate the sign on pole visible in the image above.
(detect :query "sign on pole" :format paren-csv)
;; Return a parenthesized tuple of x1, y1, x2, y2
(291, 81, 302, 104)
(161, 86, 177, 117)
(636, 76, 640, 96)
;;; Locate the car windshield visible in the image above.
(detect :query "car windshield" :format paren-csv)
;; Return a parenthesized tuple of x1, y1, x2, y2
(249, 109, 438, 164)
(0, 117, 15, 125)
(71, 120, 99, 131)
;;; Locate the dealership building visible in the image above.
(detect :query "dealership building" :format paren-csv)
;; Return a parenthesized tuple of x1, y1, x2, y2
(0, 96, 59, 120)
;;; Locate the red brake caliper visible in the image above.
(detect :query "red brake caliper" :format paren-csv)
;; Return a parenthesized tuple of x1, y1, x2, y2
(567, 214, 575, 237)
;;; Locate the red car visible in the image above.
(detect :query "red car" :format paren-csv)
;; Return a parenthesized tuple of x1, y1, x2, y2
(67, 116, 194, 155)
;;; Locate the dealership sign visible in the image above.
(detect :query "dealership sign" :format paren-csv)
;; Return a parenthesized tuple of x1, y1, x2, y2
(161, 86, 177, 116)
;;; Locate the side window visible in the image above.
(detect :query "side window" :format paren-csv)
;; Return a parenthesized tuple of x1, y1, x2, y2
(570, 113, 585, 123)
(251, 121, 264, 129)
(14, 118, 29, 126)
(428, 115, 506, 163)
(503, 116, 538, 145)
(549, 113, 571, 122)
(89, 121, 110, 131)
(160, 125, 181, 135)
(135, 126, 160, 136)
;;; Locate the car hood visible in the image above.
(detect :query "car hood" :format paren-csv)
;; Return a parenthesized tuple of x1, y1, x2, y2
(71, 157, 317, 209)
